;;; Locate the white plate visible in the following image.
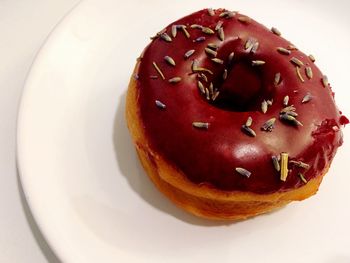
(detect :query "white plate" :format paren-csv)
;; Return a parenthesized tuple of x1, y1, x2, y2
(17, 0, 350, 262)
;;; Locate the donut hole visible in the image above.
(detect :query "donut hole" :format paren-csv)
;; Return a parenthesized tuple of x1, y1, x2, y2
(214, 59, 263, 112)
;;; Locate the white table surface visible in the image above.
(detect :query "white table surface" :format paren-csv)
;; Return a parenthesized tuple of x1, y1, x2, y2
(0, 1, 79, 262)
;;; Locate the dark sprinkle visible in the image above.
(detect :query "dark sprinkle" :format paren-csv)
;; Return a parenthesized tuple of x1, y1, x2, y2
(302, 92, 312, 103)
(164, 55, 176, 66)
(252, 60, 265, 66)
(207, 8, 215, 16)
(228, 52, 235, 64)
(299, 173, 308, 183)
(195, 67, 214, 75)
(152, 62, 165, 80)
(287, 45, 298, 50)
(171, 25, 177, 38)
(212, 91, 220, 101)
(205, 48, 218, 57)
(280, 113, 303, 126)
(192, 60, 214, 74)
(277, 47, 292, 55)
(198, 73, 208, 82)
(168, 77, 182, 83)
(211, 58, 224, 64)
(280, 105, 296, 114)
(251, 42, 259, 54)
(244, 37, 256, 52)
(155, 100, 166, 109)
(180, 25, 190, 38)
(274, 72, 282, 86)
(215, 21, 223, 31)
(272, 155, 281, 172)
(261, 100, 268, 114)
(322, 75, 329, 87)
(219, 11, 235, 18)
(209, 82, 214, 95)
(261, 118, 276, 132)
(223, 69, 228, 80)
(285, 111, 298, 117)
(309, 54, 316, 62)
(205, 88, 210, 100)
(305, 66, 313, 79)
(218, 27, 225, 41)
(271, 27, 281, 36)
(296, 67, 305, 83)
(160, 33, 172, 42)
(235, 167, 252, 178)
(197, 81, 205, 94)
(242, 125, 256, 137)
(290, 160, 310, 169)
(245, 116, 253, 127)
(190, 24, 203, 29)
(194, 36, 206, 42)
(150, 28, 166, 40)
(238, 16, 250, 23)
(207, 43, 219, 50)
(184, 49, 195, 59)
(192, 122, 209, 129)
(290, 57, 304, 67)
(192, 59, 199, 71)
(202, 27, 215, 34)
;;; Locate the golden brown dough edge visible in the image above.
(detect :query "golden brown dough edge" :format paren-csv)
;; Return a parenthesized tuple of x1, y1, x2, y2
(125, 63, 325, 220)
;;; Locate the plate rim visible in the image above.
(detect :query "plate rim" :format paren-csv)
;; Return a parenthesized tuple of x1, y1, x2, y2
(16, 1, 84, 262)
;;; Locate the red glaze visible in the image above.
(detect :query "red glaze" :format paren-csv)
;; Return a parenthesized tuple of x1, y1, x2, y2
(134, 9, 346, 194)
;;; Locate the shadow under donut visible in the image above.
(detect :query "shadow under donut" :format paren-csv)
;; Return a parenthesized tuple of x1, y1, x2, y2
(112, 91, 238, 226)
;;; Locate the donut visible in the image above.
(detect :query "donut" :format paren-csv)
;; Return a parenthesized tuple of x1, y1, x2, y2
(126, 8, 348, 220)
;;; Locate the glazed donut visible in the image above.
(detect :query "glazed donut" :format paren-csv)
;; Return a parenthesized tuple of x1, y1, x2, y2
(126, 8, 348, 220)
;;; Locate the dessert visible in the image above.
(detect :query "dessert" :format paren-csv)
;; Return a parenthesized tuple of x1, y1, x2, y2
(126, 8, 348, 220)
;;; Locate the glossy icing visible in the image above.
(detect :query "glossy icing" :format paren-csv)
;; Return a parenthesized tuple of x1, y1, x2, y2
(134, 9, 346, 193)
